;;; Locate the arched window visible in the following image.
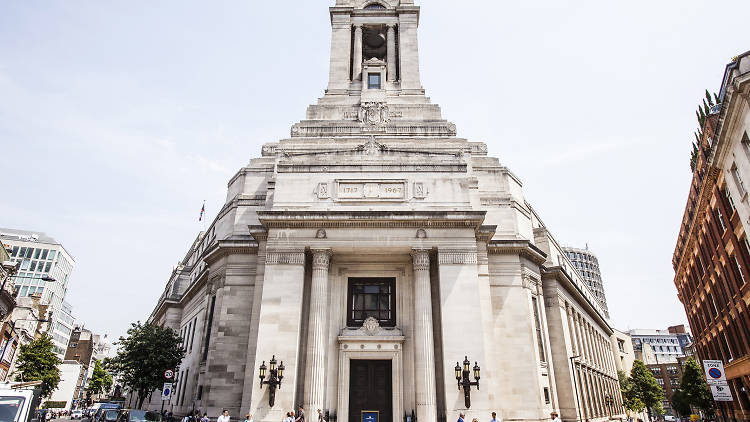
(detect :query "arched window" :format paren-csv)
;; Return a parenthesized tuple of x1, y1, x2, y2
(364, 3, 386, 9)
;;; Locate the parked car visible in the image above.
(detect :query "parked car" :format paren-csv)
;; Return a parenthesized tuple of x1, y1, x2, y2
(86, 404, 122, 422)
(98, 410, 120, 422)
(71, 410, 83, 419)
(116, 410, 161, 422)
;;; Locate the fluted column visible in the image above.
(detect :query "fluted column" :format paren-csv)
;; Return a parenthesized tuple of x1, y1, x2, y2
(353, 25, 363, 81)
(304, 249, 332, 413)
(412, 249, 437, 422)
(386, 24, 397, 81)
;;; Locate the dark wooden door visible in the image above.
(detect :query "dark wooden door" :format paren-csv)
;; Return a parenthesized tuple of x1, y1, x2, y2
(349, 360, 392, 422)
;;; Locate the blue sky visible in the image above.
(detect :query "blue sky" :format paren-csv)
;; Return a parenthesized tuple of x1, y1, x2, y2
(1, 0, 749, 341)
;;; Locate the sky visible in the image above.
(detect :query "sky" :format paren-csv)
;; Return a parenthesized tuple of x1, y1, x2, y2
(1, 0, 749, 342)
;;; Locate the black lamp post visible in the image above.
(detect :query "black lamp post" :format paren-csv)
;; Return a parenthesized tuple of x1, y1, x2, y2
(454, 356, 480, 408)
(258, 355, 285, 407)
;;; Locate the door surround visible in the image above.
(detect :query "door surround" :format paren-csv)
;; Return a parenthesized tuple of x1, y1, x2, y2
(337, 335, 404, 422)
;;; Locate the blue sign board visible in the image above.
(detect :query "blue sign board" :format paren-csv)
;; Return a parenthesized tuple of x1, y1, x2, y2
(362, 411, 379, 422)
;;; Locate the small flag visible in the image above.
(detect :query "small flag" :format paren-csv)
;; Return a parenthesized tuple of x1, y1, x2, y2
(199, 202, 205, 221)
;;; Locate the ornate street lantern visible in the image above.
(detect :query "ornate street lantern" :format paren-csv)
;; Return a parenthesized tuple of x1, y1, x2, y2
(455, 356, 481, 408)
(259, 355, 284, 407)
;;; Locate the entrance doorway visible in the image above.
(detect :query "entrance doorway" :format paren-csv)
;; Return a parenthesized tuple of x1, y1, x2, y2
(348, 360, 392, 422)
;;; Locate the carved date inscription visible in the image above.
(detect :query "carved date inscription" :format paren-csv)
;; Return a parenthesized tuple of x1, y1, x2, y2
(337, 181, 406, 200)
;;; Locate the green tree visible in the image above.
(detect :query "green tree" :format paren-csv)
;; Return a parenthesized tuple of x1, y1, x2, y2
(629, 360, 665, 419)
(671, 390, 692, 417)
(680, 358, 714, 416)
(13, 335, 62, 398)
(87, 359, 113, 398)
(107, 322, 184, 409)
(620, 369, 646, 414)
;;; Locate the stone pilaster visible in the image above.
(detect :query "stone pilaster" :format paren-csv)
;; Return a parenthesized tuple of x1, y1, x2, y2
(353, 25, 363, 81)
(327, 13, 352, 93)
(386, 24, 397, 82)
(304, 249, 332, 413)
(411, 249, 437, 422)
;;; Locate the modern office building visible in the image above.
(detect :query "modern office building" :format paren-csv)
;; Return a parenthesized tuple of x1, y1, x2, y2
(0, 228, 76, 356)
(673, 50, 750, 420)
(563, 246, 609, 316)
(144, 2, 624, 422)
(628, 328, 690, 364)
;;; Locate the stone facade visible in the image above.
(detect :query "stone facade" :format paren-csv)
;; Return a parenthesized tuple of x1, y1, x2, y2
(145, 2, 624, 422)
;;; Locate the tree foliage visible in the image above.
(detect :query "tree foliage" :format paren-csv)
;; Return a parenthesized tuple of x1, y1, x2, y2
(625, 361, 664, 418)
(87, 359, 113, 397)
(620, 369, 645, 413)
(14, 335, 62, 398)
(106, 322, 184, 409)
(680, 358, 714, 415)
(671, 390, 692, 417)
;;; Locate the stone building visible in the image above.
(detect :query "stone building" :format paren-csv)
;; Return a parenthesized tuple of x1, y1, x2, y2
(673, 50, 750, 420)
(146, 2, 624, 422)
(563, 247, 608, 316)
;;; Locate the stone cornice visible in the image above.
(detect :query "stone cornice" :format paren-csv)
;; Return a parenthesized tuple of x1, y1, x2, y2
(542, 266, 612, 335)
(203, 238, 259, 265)
(487, 239, 547, 265)
(257, 210, 486, 230)
(475, 225, 496, 243)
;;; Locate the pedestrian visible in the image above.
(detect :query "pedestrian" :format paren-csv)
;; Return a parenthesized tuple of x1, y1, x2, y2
(317, 409, 325, 422)
(244, 414, 253, 422)
(490, 412, 499, 422)
(218, 410, 231, 422)
(296, 407, 305, 422)
(284, 412, 294, 422)
(458, 413, 465, 422)
(472, 418, 478, 422)
(202, 414, 209, 422)
(550, 412, 561, 422)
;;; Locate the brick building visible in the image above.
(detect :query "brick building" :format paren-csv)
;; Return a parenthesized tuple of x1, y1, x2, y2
(673, 51, 750, 420)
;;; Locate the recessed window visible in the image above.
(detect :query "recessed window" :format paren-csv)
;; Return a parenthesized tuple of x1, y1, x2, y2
(368, 73, 381, 89)
(347, 278, 396, 327)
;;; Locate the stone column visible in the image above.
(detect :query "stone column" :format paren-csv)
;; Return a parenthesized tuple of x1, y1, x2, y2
(353, 24, 363, 81)
(386, 24, 397, 82)
(412, 249, 437, 422)
(304, 249, 332, 413)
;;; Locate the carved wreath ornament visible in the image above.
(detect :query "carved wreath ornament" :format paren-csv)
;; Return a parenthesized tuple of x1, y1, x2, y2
(358, 102, 390, 126)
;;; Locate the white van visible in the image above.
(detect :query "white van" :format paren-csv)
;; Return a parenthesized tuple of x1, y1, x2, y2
(0, 381, 43, 422)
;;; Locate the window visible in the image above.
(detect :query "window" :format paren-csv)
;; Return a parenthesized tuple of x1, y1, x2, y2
(20, 260, 29, 271)
(44, 262, 51, 272)
(544, 387, 550, 404)
(41, 249, 48, 260)
(716, 209, 726, 232)
(49, 250, 56, 260)
(742, 132, 750, 160)
(368, 73, 381, 89)
(11, 246, 18, 257)
(202, 296, 216, 361)
(532, 297, 546, 362)
(347, 278, 396, 327)
(364, 3, 386, 9)
(731, 163, 747, 197)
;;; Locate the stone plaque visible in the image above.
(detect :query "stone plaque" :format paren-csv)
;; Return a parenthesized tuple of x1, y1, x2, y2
(336, 181, 406, 200)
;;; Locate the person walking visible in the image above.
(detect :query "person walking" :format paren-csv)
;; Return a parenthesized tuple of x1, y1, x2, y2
(201, 414, 209, 422)
(550, 412, 561, 422)
(458, 413, 465, 422)
(490, 412, 499, 422)
(218, 410, 231, 422)
(316, 410, 325, 422)
(244, 414, 253, 422)
(284, 412, 294, 422)
(296, 407, 305, 422)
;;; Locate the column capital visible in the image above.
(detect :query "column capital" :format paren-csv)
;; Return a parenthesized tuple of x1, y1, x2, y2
(411, 248, 430, 271)
(311, 248, 332, 270)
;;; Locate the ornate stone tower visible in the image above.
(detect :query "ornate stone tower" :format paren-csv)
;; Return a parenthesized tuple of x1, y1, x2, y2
(292, 0, 456, 139)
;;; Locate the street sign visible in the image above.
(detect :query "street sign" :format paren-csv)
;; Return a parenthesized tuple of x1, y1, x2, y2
(710, 384, 734, 402)
(164, 369, 175, 380)
(162, 383, 173, 401)
(703, 360, 728, 385)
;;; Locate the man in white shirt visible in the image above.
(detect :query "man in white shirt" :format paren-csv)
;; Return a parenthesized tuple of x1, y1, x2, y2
(218, 410, 231, 422)
(490, 412, 499, 422)
(550, 412, 561, 422)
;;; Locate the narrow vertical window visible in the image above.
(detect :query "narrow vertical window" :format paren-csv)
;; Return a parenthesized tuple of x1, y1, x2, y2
(532, 297, 546, 362)
(733, 255, 746, 286)
(180, 368, 189, 405)
(202, 296, 216, 361)
(742, 132, 750, 160)
(731, 163, 747, 197)
(190, 317, 197, 352)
